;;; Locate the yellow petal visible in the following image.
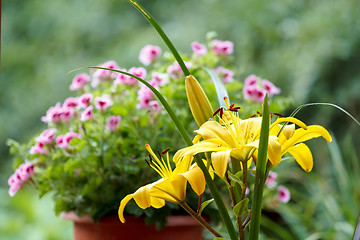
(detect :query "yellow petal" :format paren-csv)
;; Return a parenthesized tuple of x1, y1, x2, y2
(246, 136, 281, 166)
(287, 143, 313, 172)
(118, 194, 134, 223)
(174, 139, 231, 164)
(132, 184, 153, 209)
(152, 176, 187, 203)
(181, 165, 206, 196)
(195, 121, 236, 147)
(185, 75, 214, 127)
(173, 155, 192, 174)
(267, 135, 282, 166)
(281, 125, 332, 154)
(271, 117, 307, 130)
(150, 197, 166, 209)
(211, 150, 232, 178)
(231, 145, 257, 161)
(240, 117, 262, 141)
(278, 124, 295, 144)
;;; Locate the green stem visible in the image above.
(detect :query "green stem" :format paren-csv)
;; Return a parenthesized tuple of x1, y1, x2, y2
(180, 202, 222, 238)
(249, 95, 270, 240)
(230, 158, 242, 202)
(128, 0, 190, 76)
(88, 67, 238, 240)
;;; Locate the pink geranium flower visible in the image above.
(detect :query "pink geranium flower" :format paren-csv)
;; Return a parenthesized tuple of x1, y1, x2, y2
(29, 142, 48, 155)
(35, 128, 57, 145)
(137, 80, 158, 109)
(214, 66, 234, 83)
(69, 73, 91, 91)
(60, 107, 75, 122)
(149, 100, 163, 112)
(41, 102, 62, 123)
(139, 45, 162, 66)
(92, 60, 119, 87)
(94, 95, 113, 111)
(167, 61, 192, 79)
(80, 106, 93, 121)
(56, 132, 81, 149)
(106, 115, 121, 131)
(127, 67, 147, 86)
(8, 183, 21, 197)
(265, 172, 278, 188)
(151, 72, 168, 87)
(16, 162, 34, 182)
(78, 93, 93, 109)
(243, 75, 281, 102)
(211, 40, 234, 55)
(243, 85, 267, 102)
(262, 79, 281, 96)
(244, 74, 259, 86)
(191, 41, 208, 56)
(278, 186, 291, 203)
(63, 97, 79, 108)
(113, 68, 129, 85)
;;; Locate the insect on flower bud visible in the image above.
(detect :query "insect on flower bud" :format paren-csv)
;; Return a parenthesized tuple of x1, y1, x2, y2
(185, 75, 214, 127)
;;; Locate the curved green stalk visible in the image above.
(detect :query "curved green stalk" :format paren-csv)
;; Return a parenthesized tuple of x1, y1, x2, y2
(289, 102, 360, 126)
(128, 0, 190, 76)
(88, 67, 238, 240)
(249, 95, 270, 240)
(278, 102, 360, 137)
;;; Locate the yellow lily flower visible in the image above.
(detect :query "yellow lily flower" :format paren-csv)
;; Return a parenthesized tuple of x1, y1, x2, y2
(174, 99, 332, 177)
(118, 144, 206, 223)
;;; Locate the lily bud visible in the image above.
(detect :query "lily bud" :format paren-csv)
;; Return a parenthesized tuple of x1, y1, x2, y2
(185, 75, 214, 127)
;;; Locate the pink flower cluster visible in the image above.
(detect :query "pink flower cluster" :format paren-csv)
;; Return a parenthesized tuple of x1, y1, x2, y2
(92, 61, 120, 87)
(30, 128, 57, 155)
(191, 42, 208, 56)
(167, 61, 192, 79)
(211, 40, 234, 56)
(191, 40, 234, 57)
(70, 73, 91, 91)
(56, 132, 81, 149)
(137, 78, 163, 112)
(214, 66, 234, 84)
(139, 45, 162, 66)
(106, 115, 121, 131)
(243, 75, 281, 102)
(114, 67, 147, 86)
(41, 100, 79, 123)
(8, 161, 34, 197)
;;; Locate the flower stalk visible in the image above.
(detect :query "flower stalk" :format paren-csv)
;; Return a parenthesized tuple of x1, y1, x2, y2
(249, 95, 270, 240)
(128, 0, 190, 76)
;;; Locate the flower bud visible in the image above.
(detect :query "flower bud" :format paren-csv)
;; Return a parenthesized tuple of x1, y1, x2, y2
(185, 75, 214, 127)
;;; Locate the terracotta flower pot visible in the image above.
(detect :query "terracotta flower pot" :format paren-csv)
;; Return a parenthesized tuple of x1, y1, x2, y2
(61, 211, 205, 240)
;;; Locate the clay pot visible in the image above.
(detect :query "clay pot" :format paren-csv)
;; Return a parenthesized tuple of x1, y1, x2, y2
(61, 211, 204, 240)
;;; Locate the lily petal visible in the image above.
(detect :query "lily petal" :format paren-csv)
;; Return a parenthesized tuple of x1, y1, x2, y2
(118, 194, 134, 223)
(211, 149, 232, 178)
(196, 121, 236, 147)
(281, 125, 332, 154)
(181, 165, 206, 196)
(287, 143, 313, 172)
(174, 139, 231, 164)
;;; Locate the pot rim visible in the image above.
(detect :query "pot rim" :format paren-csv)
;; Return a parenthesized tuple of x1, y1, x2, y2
(61, 211, 201, 227)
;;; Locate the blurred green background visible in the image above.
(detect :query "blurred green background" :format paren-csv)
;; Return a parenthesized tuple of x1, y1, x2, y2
(1, 0, 359, 239)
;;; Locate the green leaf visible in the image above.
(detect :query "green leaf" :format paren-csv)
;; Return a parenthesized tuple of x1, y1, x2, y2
(232, 198, 249, 217)
(198, 198, 214, 216)
(214, 237, 229, 240)
(204, 67, 230, 108)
